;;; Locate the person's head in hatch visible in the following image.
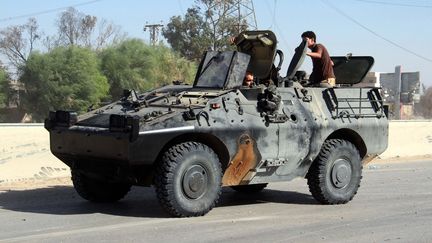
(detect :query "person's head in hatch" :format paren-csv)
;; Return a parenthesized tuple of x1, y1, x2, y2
(243, 71, 254, 87)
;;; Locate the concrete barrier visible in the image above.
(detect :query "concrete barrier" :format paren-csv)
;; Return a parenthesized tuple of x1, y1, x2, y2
(0, 121, 431, 184)
(379, 120, 432, 159)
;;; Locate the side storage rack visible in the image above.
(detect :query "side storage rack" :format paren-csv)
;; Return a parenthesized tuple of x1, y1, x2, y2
(323, 87, 386, 119)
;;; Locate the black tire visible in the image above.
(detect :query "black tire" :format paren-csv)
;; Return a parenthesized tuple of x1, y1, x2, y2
(71, 170, 131, 203)
(306, 139, 362, 204)
(154, 142, 222, 217)
(230, 183, 268, 193)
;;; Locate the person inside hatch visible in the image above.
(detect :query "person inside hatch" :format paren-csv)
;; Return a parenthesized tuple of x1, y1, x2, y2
(301, 31, 336, 87)
(243, 71, 254, 87)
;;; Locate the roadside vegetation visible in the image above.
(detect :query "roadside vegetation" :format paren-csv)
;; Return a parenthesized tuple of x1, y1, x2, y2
(0, 8, 198, 122)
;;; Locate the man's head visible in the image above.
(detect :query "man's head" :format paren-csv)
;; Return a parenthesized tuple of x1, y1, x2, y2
(301, 31, 316, 48)
(243, 71, 254, 87)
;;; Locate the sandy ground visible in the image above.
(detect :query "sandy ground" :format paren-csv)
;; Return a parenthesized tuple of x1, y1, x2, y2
(0, 177, 72, 190)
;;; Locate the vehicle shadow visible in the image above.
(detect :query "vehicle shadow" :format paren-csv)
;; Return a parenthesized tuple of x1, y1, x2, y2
(0, 186, 169, 218)
(218, 187, 317, 207)
(0, 186, 316, 218)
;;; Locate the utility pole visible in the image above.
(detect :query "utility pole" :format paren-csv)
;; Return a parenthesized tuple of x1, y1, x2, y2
(394, 65, 402, 120)
(143, 22, 164, 46)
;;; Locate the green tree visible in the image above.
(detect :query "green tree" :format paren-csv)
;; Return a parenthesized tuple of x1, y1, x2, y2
(100, 39, 196, 99)
(163, 8, 212, 61)
(19, 46, 109, 121)
(0, 64, 10, 108)
(163, 0, 242, 62)
(148, 44, 197, 89)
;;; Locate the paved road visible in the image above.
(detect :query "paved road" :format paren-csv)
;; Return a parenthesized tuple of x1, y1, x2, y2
(1, 160, 431, 243)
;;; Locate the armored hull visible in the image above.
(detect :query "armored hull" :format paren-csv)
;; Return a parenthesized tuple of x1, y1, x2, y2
(48, 84, 387, 183)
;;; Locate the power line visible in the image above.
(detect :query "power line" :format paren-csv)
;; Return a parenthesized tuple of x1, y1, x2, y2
(0, 0, 103, 23)
(263, 0, 293, 54)
(355, 0, 432, 8)
(177, 0, 185, 15)
(321, 0, 432, 63)
(270, 0, 277, 29)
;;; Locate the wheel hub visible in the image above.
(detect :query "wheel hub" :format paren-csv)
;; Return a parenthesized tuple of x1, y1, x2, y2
(182, 165, 208, 199)
(331, 159, 352, 189)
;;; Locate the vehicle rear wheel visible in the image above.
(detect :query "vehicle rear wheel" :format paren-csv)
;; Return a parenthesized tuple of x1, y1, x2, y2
(154, 142, 222, 217)
(71, 170, 131, 202)
(230, 183, 268, 193)
(306, 139, 362, 204)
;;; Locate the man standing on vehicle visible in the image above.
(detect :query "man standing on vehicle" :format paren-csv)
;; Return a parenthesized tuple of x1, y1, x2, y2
(301, 31, 336, 87)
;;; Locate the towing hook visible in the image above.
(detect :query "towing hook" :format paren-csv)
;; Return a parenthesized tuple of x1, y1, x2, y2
(196, 111, 210, 127)
(235, 98, 244, 115)
(221, 97, 228, 112)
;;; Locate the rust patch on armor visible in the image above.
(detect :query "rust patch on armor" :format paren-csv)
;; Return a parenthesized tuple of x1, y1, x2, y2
(222, 133, 259, 186)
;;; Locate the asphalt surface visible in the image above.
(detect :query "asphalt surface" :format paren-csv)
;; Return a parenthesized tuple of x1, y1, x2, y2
(0, 160, 431, 243)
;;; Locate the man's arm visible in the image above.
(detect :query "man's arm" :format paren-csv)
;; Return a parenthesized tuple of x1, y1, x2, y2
(306, 45, 323, 59)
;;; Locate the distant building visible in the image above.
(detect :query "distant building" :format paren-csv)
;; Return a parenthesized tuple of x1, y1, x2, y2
(356, 70, 421, 120)
(380, 71, 421, 104)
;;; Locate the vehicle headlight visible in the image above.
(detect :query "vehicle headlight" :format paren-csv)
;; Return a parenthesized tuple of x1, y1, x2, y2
(109, 115, 140, 141)
(44, 110, 78, 130)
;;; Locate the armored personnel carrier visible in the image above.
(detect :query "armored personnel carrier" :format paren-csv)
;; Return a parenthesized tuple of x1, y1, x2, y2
(45, 30, 388, 217)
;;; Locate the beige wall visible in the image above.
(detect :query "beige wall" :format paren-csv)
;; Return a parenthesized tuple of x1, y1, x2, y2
(0, 124, 69, 183)
(380, 120, 432, 159)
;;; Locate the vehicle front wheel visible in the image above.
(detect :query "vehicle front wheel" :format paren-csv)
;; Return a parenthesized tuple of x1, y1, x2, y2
(154, 142, 222, 217)
(71, 170, 131, 202)
(306, 139, 362, 204)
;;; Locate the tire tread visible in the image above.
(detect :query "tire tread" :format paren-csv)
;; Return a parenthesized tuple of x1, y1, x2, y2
(306, 139, 362, 204)
(154, 142, 222, 217)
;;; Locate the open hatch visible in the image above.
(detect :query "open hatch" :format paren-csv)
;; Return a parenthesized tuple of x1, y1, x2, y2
(193, 51, 250, 90)
(234, 30, 283, 82)
(331, 56, 375, 85)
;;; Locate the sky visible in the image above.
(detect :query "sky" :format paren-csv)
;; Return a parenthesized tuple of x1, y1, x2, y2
(1, 0, 431, 87)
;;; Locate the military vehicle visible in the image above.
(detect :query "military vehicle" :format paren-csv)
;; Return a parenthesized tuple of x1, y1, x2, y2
(45, 30, 388, 217)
